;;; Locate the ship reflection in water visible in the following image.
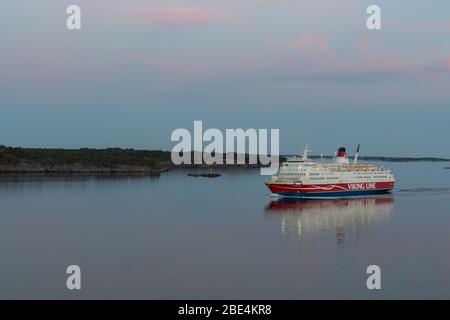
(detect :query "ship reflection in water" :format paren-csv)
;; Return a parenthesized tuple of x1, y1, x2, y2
(265, 196, 394, 246)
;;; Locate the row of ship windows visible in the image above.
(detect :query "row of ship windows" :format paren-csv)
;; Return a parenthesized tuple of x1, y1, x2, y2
(280, 172, 389, 179)
(281, 173, 390, 178)
(282, 176, 390, 180)
(309, 177, 390, 181)
(309, 172, 387, 176)
(281, 172, 306, 176)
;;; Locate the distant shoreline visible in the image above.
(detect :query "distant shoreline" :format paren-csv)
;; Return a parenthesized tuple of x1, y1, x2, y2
(1, 146, 449, 175)
(307, 155, 450, 162)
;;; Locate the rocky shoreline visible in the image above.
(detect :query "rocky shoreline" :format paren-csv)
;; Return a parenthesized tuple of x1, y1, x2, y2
(0, 162, 171, 175)
(0, 162, 263, 175)
(0, 146, 270, 175)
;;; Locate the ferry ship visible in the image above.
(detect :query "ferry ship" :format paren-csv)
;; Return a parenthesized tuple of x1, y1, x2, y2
(265, 145, 395, 198)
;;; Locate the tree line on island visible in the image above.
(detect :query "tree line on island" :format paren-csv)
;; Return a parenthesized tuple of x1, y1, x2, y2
(0, 146, 273, 174)
(0, 146, 169, 173)
(0, 145, 449, 174)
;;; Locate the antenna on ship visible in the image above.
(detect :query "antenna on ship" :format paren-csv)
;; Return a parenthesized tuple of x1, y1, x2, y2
(354, 144, 360, 164)
(302, 144, 310, 161)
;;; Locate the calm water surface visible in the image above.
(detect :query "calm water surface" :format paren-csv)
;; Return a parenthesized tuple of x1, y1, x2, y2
(0, 162, 449, 299)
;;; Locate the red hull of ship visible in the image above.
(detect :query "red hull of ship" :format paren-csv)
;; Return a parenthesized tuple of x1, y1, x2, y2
(266, 181, 395, 198)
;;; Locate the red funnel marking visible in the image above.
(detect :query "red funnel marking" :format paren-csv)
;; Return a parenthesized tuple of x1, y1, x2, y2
(337, 147, 347, 157)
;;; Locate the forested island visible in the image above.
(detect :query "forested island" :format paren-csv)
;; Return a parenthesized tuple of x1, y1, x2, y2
(307, 155, 450, 162)
(0, 146, 269, 174)
(0, 146, 170, 174)
(0, 145, 449, 174)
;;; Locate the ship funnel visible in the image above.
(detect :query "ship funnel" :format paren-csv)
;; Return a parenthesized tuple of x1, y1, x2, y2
(335, 147, 349, 165)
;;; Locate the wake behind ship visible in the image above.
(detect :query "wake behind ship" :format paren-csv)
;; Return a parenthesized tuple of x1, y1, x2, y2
(265, 145, 395, 198)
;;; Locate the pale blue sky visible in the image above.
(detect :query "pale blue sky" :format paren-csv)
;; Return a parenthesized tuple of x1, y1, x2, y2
(1, 1, 450, 156)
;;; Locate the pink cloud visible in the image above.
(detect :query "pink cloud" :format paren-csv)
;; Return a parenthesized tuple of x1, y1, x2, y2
(123, 5, 223, 27)
(292, 30, 330, 55)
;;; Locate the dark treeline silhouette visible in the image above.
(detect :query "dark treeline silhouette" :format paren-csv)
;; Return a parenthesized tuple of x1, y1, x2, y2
(1, 145, 448, 174)
(0, 146, 169, 172)
(0, 146, 275, 173)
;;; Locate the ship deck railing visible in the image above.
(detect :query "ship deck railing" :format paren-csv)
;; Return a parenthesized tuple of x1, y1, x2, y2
(314, 163, 388, 172)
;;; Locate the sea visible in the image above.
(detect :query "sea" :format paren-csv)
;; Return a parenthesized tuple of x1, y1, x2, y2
(0, 161, 449, 299)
